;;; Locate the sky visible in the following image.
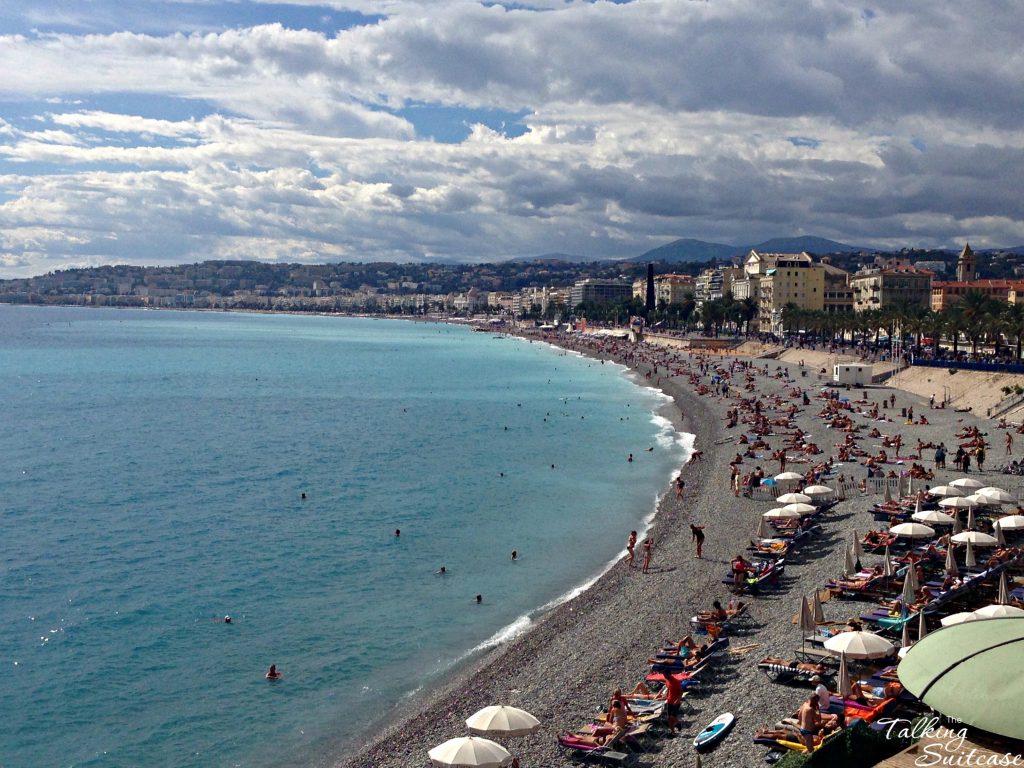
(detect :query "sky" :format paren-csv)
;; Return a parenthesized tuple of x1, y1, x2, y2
(1, 0, 1023, 277)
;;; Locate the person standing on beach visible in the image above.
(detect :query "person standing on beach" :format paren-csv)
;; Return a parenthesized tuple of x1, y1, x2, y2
(675, 476, 685, 499)
(690, 524, 705, 558)
(626, 531, 637, 568)
(662, 671, 683, 737)
(1007, 432, 1014, 456)
(641, 537, 653, 573)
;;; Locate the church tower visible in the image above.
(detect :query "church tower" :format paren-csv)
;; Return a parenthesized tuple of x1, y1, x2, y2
(956, 243, 976, 282)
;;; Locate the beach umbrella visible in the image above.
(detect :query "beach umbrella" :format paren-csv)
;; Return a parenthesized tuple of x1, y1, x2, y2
(851, 529, 864, 561)
(912, 510, 956, 526)
(914, 494, 923, 515)
(945, 545, 959, 578)
(843, 545, 856, 578)
(900, 571, 916, 618)
(965, 493, 999, 507)
(901, 617, 912, 647)
(837, 651, 852, 698)
(950, 477, 984, 491)
(884, 481, 892, 502)
(952, 531, 998, 546)
(803, 485, 834, 498)
(966, 541, 977, 568)
(775, 471, 804, 482)
(928, 485, 964, 498)
(429, 737, 513, 768)
(890, 522, 936, 539)
(898, 618, 1024, 739)
(938, 496, 974, 510)
(763, 507, 802, 520)
(466, 706, 541, 737)
(995, 514, 1024, 530)
(777, 492, 812, 505)
(996, 522, 1007, 547)
(940, 611, 979, 627)
(799, 595, 815, 653)
(882, 545, 894, 578)
(972, 604, 1024, 619)
(967, 507, 977, 531)
(824, 630, 895, 660)
(782, 502, 816, 515)
(978, 487, 1016, 505)
(953, 512, 963, 535)
(998, 571, 1012, 605)
(918, 609, 928, 642)
(755, 516, 770, 539)
(811, 589, 826, 624)
(905, 560, 920, 593)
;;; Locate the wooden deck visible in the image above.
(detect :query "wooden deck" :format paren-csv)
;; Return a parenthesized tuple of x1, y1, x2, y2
(877, 729, 1024, 767)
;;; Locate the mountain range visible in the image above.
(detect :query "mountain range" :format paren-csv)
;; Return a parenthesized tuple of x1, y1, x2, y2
(635, 235, 866, 263)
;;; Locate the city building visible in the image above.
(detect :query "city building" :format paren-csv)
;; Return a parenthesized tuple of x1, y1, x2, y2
(850, 265, 933, 312)
(821, 258, 854, 314)
(569, 278, 632, 308)
(931, 280, 1024, 311)
(755, 253, 823, 333)
(695, 266, 742, 305)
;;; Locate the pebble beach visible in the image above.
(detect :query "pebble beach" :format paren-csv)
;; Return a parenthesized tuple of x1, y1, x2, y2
(338, 333, 1020, 768)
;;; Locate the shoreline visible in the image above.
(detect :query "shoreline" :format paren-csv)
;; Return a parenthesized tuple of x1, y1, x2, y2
(335, 333, 729, 768)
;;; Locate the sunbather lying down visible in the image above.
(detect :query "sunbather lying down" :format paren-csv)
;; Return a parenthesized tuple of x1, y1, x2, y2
(754, 725, 833, 748)
(564, 726, 624, 747)
(759, 657, 827, 675)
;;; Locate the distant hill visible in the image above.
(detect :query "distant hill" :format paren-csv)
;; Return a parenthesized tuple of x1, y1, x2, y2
(636, 238, 740, 263)
(748, 236, 862, 255)
(507, 252, 589, 263)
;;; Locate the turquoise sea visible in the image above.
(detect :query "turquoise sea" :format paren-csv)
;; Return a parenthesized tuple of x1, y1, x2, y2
(0, 306, 690, 768)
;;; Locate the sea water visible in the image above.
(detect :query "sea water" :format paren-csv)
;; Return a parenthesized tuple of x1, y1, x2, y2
(0, 306, 690, 768)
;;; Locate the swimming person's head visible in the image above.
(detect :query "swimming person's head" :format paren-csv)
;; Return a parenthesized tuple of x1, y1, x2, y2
(475, 594, 482, 603)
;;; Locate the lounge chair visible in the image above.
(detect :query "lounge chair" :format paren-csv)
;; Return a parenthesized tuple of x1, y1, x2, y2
(757, 659, 830, 685)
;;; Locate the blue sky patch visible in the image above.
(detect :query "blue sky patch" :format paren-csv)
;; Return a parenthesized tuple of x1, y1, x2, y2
(787, 136, 821, 148)
(396, 103, 530, 143)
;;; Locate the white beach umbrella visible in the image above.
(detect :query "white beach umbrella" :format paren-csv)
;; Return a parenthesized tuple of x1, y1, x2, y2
(902, 618, 912, 648)
(782, 502, 817, 515)
(938, 496, 975, 510)
(824, 630, 895, 660)
(928, 485, 965, 498)
(775, 471, 804, 482)
(803, 485, 834, 497)
(996, 522, 1007, 547)
(466, 706, 541, 737)
(998, 572, 1011, 605)
(755, 516, 770, 539)
(940, 612, 979, 627)
(884, 481, 893, 503)
(777, 492, 812, 505)
(800, 595, 816, 636)
(995, 515, 1024, 531)
(945, 545, 959, 578)
(837, 651, 852, 698)
(843, 545, 856, 577)
(978, 487, 1016, 504)
(953, 512, 963, 535)
(952, 531, 999, 546)
(764, 507, 802, 520)
(918, 609, 929, 642)
(851, 529, 864, 560)
(966, 541, 977, 568)
(890, 523, 936, 539)
(811, 589, 826, 624)
(965, 493, 999, 507)
(904, 560, 920, 593)
(912, 510, 956, 526)
(883, 545, 895, 578)
(429, 737, 513, 768)
(972, 604, 1024, 619)
(901, 575, 916, 615)
(914, 494, 923, 515)
(950, 478, 985, 491)
(967, 507, 977, 531)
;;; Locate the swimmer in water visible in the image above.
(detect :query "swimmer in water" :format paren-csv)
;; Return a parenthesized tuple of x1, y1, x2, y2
(224, 615, 232, 624)
(394, 529, 400, 537)
(628, 453, 633, 462)
(266, 664, 281, 680)
(475, 594, 483, 604)
(301, 492, 306, 499)
(436, 566, 447, 575)
(511, 550, 518, 561)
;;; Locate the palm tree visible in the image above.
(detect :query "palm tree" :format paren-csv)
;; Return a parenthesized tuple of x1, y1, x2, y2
(958, 291, 999, 355)
(1001, 303, 1024, 361)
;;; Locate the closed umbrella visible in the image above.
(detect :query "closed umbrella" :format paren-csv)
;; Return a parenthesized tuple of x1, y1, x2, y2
(950, 477, 984, 490)
(940, 611, 979, 627)
(890, 522, 936, 539)
(782, 502, 816, 515)
(945, 545, 959, 578)
(918, 609, 928, 642)
(953, 512, 963, 535)
(843, 545, 856, 578)
(811, 589, 826, 624)
(995, 514, 1024, 530)
(912, 510, 956, 525)
(898, 618, 1024, 739)
(882, 545, 894, 578)
(777, 492, 812, 505)
(837, 651, 852, 698)
(799, 595, 815, 652)
(904, 561, 920, 593)
(851, 530, 864, 561)
(928, 485, 964, 498)
(972, 604, 1024, 619)
(755, 516, 770, 539)
(901, 618, 912, 647)
(914, 493, 923, 515)
(466, 706, 541, 737)
(966, 541, 977, 568)
(967, 507, 976, 531)
(952, 531, 998, 546)
(824, 630, 895, 659)
(996, 522, 1007, 547)
(429, 737, 513, 768)
(884, 481, 892, 502)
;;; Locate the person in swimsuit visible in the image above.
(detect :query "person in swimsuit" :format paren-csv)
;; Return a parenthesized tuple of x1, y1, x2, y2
(641, 537, 653, 573)
(266, 664, 281, 680)
(690, 524, 705, 558)
(626, 530, 637, 568)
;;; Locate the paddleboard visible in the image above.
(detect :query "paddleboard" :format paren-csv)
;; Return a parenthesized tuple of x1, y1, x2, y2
(693, 712, 735, 750)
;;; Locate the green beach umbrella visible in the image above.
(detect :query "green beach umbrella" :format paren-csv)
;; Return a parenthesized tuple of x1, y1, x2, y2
(898, 617, 1024, 740)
